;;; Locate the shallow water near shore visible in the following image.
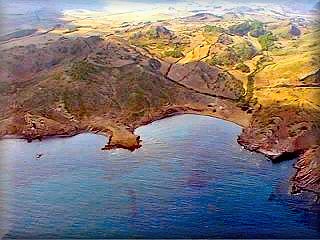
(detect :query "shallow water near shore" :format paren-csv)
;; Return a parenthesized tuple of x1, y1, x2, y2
(0, 114, 319, 238)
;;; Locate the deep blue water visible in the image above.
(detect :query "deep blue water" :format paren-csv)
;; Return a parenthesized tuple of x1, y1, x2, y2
(0, 115, 319, 239)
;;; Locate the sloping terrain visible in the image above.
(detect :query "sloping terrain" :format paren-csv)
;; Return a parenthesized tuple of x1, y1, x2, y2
(168, 62, 244, 99)
(0, 36, 247, 150)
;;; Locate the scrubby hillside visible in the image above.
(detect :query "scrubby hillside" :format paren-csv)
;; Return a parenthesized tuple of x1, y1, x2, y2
(0, 36, 246, 150)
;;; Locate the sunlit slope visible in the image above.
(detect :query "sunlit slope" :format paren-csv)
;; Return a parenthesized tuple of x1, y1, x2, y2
(254, 29, 320, 87)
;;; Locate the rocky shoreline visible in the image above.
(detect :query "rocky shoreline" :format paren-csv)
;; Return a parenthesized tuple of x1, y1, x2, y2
(0, 103, 250, 151)
(291, 146, 320, 202)
(237, 104, 320, 201)
(1, 106, 319, 202)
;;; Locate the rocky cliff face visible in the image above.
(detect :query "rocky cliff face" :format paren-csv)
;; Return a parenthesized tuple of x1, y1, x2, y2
(238, 104, 320, 159)
(291, 146, 320, 198)
(238, 104, 320, 198)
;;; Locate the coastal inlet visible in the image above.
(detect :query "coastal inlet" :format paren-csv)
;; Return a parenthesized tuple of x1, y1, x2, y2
(0, 114, 319, 239)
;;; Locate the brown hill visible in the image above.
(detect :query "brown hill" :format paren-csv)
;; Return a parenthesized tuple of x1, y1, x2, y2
(0, 36, 245, 149)
(183, 13, 222, 22)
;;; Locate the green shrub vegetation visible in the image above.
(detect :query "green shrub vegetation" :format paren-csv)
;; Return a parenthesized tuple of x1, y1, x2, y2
(258, 32, 277, 51)
(232, 42, 257, 61)
(229, 20, 265, 37)
(203, 25, 224, 33)
(235, 62, 250, 73)
(146, 29, 158, 39)
(208, 54, 232, 66)
(163, 48, 184, 58)
(207, 42, 256, 67)
(69, 60, 97, 81)
(207, 56, 220, 66)
(249, 20, 266, 37)
(207, 47, 238, 66)
(229, 21, 252, 36)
